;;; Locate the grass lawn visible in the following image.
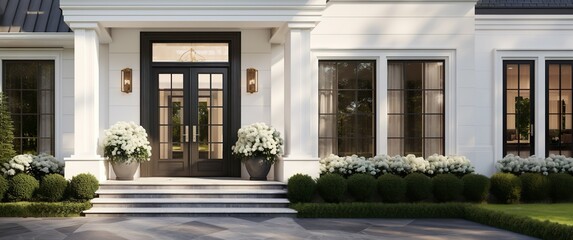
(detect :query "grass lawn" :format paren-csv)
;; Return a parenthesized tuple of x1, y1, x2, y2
(479, 203, 573, 226)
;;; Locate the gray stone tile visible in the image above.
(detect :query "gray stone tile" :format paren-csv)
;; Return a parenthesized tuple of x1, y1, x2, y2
(150, 220, 227, 239)
(64, 230, 127, 240)
(295, 219, 371, 233)
(0, 223, 31, 237)
(56, 224, 83, 235)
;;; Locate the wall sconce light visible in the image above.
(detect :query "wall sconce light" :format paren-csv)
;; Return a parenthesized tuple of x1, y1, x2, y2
(121, 68, 132, 93)
(246, 68, 258, 94)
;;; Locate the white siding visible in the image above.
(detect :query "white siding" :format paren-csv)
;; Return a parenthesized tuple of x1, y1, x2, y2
(60, 48, 75, 159)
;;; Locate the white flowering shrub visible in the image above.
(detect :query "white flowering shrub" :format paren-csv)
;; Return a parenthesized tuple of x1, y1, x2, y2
(319, 153, 475, 177)
(30, 153, 64, 179)
(102, 121, 152, 164)
(427, 154, 475, 175)
(1, 154, 34, 177)
(496, 154, 573, 175)
(231, 123, 283, 164)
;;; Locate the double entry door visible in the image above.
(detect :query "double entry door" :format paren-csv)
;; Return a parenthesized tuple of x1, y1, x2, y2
(153, 67, 227, 176)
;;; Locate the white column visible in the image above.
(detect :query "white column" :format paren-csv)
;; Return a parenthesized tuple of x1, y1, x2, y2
(64, 23, 107, 181)
(276, 23, 320, 182)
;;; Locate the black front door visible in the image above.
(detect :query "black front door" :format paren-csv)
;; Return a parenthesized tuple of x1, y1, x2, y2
(152, 67, 228, 177)
(140, 32, 241, 177)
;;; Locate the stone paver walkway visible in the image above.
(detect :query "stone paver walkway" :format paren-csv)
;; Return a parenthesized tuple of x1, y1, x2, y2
(0, 217, 537, 239)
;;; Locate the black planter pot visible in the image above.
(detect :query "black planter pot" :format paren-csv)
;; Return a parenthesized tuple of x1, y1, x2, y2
(244, 156, 272, 180)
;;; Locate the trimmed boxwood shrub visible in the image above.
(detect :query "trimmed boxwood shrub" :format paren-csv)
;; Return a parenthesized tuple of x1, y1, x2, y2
(377, 174, 406, 203)
(0, 175, 8, 201)
(347, 174, 375, 201)
(404, 173, 433, 202)
(462, 174, 490, 202)
(316, 174, 347, 203)
(37, 174, 68, 202)
(548, 173, 573, 202)
(433, 173, 463, 202)
(490, 173, 521, 204)
(68, 173, 99, 200)
(7, 174, 39, 201)
(520, 173, 550, 202)
(287, 174, 316, 203)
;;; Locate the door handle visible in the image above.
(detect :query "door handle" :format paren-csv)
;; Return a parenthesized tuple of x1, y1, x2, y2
(193, 126, 197, 142)
(184, 126, 189, 142)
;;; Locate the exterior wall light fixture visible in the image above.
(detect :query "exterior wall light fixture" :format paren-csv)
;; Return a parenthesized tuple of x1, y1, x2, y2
(246, 68, 258, 93)
(121, 68, 132, 93)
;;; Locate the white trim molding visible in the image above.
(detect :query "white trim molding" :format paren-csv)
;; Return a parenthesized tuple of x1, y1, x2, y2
(61, 0, 326, 29)
(312, 49, 457, 157)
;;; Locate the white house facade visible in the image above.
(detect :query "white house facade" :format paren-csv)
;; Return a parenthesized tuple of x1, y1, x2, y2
(1, 0, 572, 182)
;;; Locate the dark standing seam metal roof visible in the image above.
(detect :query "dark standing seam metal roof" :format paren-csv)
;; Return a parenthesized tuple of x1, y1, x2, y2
(476, 0, 573, 14)
(0, 0, 70, 33)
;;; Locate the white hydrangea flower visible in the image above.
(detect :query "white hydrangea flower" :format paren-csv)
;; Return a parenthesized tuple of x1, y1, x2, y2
(1, 154, 34, 176)
(231, 123, 283, 164)
(102, 121, 152, 163)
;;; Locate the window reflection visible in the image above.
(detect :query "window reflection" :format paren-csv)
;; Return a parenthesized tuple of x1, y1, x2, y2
(387, 61, 445, 158)
(2, 61, 55, 155)
(319, 60, 375, 158)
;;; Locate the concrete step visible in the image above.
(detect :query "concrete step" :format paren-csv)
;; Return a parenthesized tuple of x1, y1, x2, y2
(98, 183, 285, 190)
(90, 198, 290, 208)
(83, 207, 297, 217)
(96, 189, 287, 199)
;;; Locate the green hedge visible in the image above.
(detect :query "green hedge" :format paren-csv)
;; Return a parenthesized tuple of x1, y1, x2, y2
(465, 205, 573, 240)
(292, 203, 573, 240)
(292, 203, 466, 218)
(0, 201, 91, 217)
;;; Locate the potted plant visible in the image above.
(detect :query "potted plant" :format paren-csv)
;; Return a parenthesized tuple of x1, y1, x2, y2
(232, 123, 283, 180)
(102, 121, 152, 180)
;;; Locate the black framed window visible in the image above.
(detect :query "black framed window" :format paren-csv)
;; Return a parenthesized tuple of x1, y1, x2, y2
(547, 61, 573, 156)
(503, 60, 534, 157)
(387, 60, 445, 158)
(2, 60, 55, 155)
(318, 60, 376, 158)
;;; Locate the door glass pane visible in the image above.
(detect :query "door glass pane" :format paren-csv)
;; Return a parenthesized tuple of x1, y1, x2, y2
(548, 64, 560, 89)
(211, 74, 223, 89)
(198, 74, 210, 89)
(562, 65, 572, 89)
(158, 73, 185, 161)
(153, 43, 229, 62)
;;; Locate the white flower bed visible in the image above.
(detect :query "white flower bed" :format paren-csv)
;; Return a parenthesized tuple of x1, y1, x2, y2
(320, 153, 475, 177)
(1, 154, 34, 176)
(1, 153, 65, 178)
(231, 122, 283, 163)
(496, 154, 573, 175)
(30, 153, 64, 177)
(102, 121, 152, 163)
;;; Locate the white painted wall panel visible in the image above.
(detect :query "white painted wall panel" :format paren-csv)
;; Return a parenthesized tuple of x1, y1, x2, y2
(325, 2, 474, 17)
(60, 48, 75, 159)
(475, 16, 573, 175)
(313, 18, 475, 35)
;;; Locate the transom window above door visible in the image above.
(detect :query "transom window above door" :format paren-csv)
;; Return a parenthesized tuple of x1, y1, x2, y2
(152, 43, 229, 62)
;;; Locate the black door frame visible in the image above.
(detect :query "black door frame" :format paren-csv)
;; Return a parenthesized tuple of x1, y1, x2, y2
(140, 32, 241, 177)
